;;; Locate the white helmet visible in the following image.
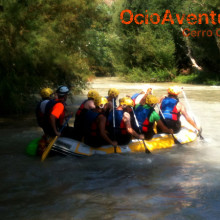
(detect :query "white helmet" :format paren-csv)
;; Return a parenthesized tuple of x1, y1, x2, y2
(56, 86, 69, 96)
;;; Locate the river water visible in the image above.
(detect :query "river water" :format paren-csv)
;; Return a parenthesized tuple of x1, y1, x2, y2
(1, 77, 220, 220)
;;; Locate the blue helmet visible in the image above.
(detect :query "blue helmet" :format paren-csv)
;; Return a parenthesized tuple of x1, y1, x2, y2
(56, 86, 69, 97)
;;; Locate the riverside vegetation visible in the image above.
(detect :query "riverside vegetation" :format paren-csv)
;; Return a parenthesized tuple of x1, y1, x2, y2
(0, 0, 219, 114)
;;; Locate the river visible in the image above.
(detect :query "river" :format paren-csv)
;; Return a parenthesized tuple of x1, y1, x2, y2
(1, 77, 220, 220)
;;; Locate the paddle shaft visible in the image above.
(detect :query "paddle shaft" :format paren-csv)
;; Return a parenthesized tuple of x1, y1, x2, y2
(41, 115, 71, 161)
(182, 90, 193, 113)
(59, 116, 71, 133)
(157, 104, 181, 144)
(131, 107, 151, 154)
(182, 90, 204, 140)
(112, 98, 117, 153)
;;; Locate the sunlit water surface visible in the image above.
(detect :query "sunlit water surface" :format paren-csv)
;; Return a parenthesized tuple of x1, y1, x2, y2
(1, 78, 220, 220)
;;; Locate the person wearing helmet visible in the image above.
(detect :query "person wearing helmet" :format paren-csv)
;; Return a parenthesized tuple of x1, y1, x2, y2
(106, 88, 120, 112)
(73, 90, 100, 141)
(42, 85, 71, 137)
(83, 96, 117, 148)
(107, 88, 119, 101)
(36, 87, 54, 128)
(107, 97, 144, 145)
(134, 95, 173, 140)
(159, 86, 200, 133)
(75, 90, 99, 118)
(131, 85, 153, 106)
(85, 90, 100, 108)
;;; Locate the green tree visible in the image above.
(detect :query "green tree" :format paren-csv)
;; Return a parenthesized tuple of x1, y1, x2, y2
(181, 0, 220, 77)
(110, 0, 177, 82)
(0, 0, 105, 114)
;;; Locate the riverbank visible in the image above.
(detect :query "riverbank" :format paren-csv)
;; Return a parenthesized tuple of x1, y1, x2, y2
(1, 76, 220, 121)
(84, 77, 220, 102)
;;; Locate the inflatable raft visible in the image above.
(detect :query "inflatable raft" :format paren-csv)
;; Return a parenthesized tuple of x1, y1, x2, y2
(51, 116, 199, 157)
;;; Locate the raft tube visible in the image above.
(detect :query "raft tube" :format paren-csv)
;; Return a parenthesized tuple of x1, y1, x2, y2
(52, 116, 198, 157)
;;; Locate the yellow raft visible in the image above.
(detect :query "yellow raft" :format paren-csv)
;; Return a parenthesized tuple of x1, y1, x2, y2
(52, 116, 199, 157)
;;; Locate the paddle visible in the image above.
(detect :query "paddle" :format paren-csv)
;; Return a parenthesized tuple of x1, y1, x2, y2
(131, 107, 151, 154)
(181, 89, 204, 140)
(112, 97, 117, 153)
(41, 116, 71, 161)
(156, 104, 181, 144)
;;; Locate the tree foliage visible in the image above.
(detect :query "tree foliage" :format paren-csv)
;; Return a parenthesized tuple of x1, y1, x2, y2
(110, 0, 220, 82)
(0, 0, 220, 114)
(110, 0, 177, 82)
(0, 0, 109, 114)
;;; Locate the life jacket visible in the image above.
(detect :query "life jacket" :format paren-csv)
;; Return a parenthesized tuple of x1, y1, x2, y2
(35, 99, 49, 127)
(134, 105, 154, 134)
(44, 99, 63, 128)
(75, 99, 88, 116)
(37, 99, 64, 136)
(107, 110, 128, 136)
(36, 101, 43, 127)
(84, 110, 100, 137)
(74, 99, 89, 130)
(160, 97, 180, 121)
(131, 93, 140, 106)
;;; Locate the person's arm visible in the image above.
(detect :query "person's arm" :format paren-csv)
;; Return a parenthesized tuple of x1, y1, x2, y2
(139, 94, 148, 105)
(157, 119, 173, 134)
(107, 102, 113, 112)
(123, 112, 144, 139)
(50, 103, 64, 136)
(84, 100, 96, 110)
(150, 110, 173, 134)
(178, 102, 200, 130)
(50, 114, 61, 136)
(98, 114, 118, 147)
(159, 95, 166, 103)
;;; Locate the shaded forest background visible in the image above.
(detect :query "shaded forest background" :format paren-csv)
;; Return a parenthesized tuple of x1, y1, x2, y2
(0, 0, 220, 114)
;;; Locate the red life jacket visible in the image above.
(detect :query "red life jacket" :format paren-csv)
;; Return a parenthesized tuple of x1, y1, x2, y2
(76, 99, 88, 116)
(85, 110, 101, 137)
(74, 99, 89, 130)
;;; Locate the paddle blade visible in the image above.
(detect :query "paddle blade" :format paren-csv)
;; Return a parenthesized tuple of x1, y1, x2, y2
(198, 128, 204, 140)
(142, 140, 151, 154)
(172, 134, 181, 144)
(41, 136, 58, 162)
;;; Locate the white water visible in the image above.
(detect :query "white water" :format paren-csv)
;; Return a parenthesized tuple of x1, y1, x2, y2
(1, 77, 220, 220)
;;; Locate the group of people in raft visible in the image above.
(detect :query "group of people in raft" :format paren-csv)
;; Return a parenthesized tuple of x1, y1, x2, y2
(36, 85, 200, 155)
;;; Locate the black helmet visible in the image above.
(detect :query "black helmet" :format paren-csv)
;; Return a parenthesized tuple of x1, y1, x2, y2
(56, 86, 69, 97)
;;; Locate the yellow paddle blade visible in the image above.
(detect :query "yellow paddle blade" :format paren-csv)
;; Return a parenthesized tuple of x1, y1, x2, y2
(41, 136, 58, 162)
